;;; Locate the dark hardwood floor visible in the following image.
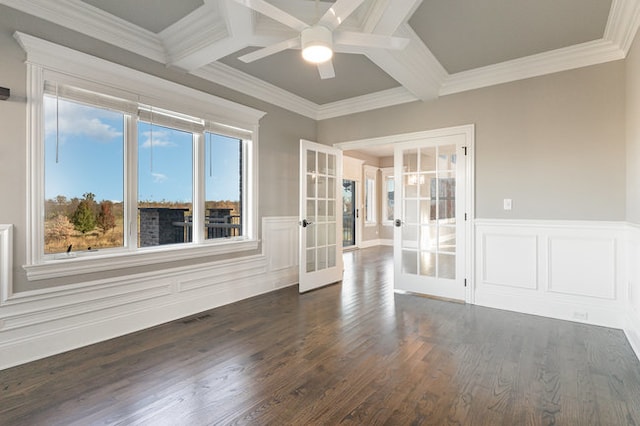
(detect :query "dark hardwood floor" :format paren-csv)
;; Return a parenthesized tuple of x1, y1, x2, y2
(1, 246, 639, 425)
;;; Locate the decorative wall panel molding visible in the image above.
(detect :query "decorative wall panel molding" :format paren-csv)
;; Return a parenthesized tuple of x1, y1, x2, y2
(0, 217, 299, 370)
(475, 220, 627, 329)
(481, 233, 538, 290)
(548, 236, 616, 299)
(0, 225, 12, 305)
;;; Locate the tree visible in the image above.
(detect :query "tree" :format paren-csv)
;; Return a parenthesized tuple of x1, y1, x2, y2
(72, 192, 96, 234)
(97, 200, 116, 234)
(44, 215, 74, 245)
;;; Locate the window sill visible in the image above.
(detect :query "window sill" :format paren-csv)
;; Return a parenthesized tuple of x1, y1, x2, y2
(24, 239, 259, 281)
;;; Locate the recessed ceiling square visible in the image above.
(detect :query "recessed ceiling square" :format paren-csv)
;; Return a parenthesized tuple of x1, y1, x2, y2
(219, 48, 401, 105)
(409, 0, 612, 73)
(81, 0, 204, 33)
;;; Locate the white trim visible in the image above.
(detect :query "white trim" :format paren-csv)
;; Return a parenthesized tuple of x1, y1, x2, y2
(192, 63, 319, 120)
(0, 0, 166, 62)
(0, 217, 298, 370)
(336, 124, 475, 303)
(475, 219, 629, 329)
(1, 0, 636, 119)
(605, 0, 640, 54)
(625, 222, 640, 361)
(316, 87, 418, 121)
(16, 32, 265, 274)
(15, 33, 266, 127)
(23, 240, 259, 281)
(440, 39, 625, 96)
(0, 225, 13, 305)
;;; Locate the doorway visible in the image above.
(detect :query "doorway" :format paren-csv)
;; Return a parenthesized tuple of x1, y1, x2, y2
(342, 180, 356, 248)
(335, 125, 475, 303)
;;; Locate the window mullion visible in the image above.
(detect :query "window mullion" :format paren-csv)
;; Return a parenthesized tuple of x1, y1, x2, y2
(125, 115, 138, 251)
(192, 133, 205, 245)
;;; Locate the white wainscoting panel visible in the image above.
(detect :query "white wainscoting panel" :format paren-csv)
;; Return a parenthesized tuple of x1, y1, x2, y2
(482, 233, 538, 289)
(0, 225, 12, 305)
(626, 223, 640, 361)
(475, 220, 627, 329)
(0, 217, 299, 370)
(548, 237, 616, 299)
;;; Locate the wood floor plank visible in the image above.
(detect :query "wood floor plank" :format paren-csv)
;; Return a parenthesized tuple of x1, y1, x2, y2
(1, 246, 639, 425)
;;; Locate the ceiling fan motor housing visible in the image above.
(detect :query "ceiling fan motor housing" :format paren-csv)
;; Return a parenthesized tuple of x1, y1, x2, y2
(301, 25, 333, 63)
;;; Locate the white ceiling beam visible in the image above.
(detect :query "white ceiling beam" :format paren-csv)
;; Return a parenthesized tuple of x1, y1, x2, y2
(364, 24, 446, 101)
(362, 0, 422, 35)
(163, 0, 255, 71)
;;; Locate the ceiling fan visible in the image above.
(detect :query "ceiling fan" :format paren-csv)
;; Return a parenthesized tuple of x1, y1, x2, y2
(231, 0, 410, 79)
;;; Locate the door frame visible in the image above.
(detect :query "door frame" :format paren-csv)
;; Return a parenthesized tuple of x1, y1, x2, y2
(334, 124, 475, 303)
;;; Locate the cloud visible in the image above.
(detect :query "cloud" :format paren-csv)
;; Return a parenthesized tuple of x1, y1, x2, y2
(151, 172, 168, 183)
(140, 130, 177, 149)
(44, 97, 123, 142)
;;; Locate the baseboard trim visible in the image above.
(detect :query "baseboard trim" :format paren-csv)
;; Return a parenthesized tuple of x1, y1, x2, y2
(0, 216, 299, 370)
(625, 308, 640, 362)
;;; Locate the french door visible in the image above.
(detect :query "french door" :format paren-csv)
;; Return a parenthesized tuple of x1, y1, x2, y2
(299, 140, 343, 293)
(393, 133, 468, 301)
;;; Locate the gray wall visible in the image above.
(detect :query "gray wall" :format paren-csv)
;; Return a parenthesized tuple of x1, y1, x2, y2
(0, 7, 314, 293)
(319, 61, 627, 221)
(627, 29, 640, 225)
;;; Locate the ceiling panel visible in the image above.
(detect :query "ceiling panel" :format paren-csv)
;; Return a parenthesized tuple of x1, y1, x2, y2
(219, 48, 401, 105)
(409, 0, 613, 73)
(82, 0, 204, 33)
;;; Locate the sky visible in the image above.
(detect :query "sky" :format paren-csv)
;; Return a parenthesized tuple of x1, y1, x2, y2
(44, 96, 241, 204)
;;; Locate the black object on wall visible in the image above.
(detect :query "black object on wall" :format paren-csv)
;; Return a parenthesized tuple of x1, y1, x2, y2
(0, 87, 9, 101)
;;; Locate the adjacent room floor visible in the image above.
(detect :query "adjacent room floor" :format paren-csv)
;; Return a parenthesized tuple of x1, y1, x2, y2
(1, 246, 639, 425)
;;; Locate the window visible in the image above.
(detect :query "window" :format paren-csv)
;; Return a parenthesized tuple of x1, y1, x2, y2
(44, 95, 125, 254)
(363, 165, 378, 225)
(21, 32, 265, 278)
(204, 133, 244, 241)
(381, 167, 394, 225)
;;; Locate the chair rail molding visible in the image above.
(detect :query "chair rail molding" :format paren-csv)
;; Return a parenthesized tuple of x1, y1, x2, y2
(0, 217, 298, 370)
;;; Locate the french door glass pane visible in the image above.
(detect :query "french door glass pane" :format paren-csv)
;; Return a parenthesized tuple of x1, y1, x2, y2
(306, 150, 338, 273)
(400, 144, 457, 280)
(43, 96, 125, 254)
(138, 122, 193, 247)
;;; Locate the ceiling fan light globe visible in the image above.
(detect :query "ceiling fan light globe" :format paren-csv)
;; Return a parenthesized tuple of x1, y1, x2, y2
(301, 25, 333, 64)
(302, 45, 333, 63)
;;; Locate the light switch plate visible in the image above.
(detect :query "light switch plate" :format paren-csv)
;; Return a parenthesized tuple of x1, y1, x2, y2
(503, 199, 512, 210)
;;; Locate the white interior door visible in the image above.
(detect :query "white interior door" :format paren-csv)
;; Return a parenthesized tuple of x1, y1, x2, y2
(299, 140, 343, 293)
(393, 133, 468, 301)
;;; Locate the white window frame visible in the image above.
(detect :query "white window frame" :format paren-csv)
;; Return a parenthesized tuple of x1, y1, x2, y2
(363, 165, 378, 227)
(381, 167, 394, 226)
(17, 32, 266, 280)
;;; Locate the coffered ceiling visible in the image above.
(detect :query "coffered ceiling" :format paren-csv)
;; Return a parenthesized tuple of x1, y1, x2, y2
(1, 0, 639, 120)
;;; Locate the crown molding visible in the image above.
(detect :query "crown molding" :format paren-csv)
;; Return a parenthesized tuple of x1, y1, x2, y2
(440, 39, 625, 96)
(2, 0, 639, 120)
(191, 62, 319, 119)
(605, 0, 640, 54)
(0, 0, 166, 63)
(316, 87, 417, 120)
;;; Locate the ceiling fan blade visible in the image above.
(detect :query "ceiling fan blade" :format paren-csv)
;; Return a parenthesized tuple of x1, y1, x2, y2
(238, 37, 301, 63)
(317, 60, 335, 80)
(319, 0, 366, 31)
(231, 0, 309, 32)
(334, 31, 410, 50)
